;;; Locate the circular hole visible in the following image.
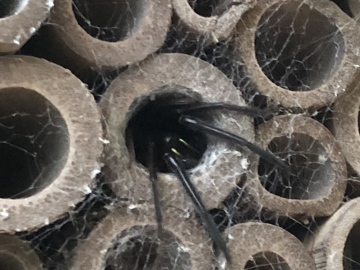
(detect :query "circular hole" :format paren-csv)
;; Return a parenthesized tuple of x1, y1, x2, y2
(245, 252, 290, 270)
(258, 133, 333, 199)
(105, 225, 191, 270)
(343, 220, 360, 269)
(255, 1, 345, 91)
(187, 0, 230, 17)
(72, 0, 146, 42)
(0, 0, 27, 18)
(0, 253, 26, 270)
(0, 88, 69, 199)
(125, 86, 209, 173)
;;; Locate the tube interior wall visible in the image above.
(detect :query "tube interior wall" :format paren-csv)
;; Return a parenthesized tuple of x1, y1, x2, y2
(343, 220, 360, 269)
(72, 0, 146, 42)
(104, 225, 191, 270)
(0, 0, 27, 18)
(0, 88, 69, 199)
(0, 253, 25, 270)
(244, 252, 290, 270)
(258, 133, 334, 199)
(255, 1, 345, 91)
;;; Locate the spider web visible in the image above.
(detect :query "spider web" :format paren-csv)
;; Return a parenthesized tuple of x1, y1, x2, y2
(0, 0, 359, 269)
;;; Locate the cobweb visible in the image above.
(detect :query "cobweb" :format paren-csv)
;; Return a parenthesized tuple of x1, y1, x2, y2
(1, 0, 359, 269)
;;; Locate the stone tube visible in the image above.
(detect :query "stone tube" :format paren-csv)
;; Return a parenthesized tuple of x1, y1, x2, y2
(70, 204, 213, 269)
(48, 0, 171, 73)
(99, 53, 254, 212)
(0, 234, 43, 270)
(333, 74, 360, 192)
(0, 0, 53, 53)
(0, 56, 102, 233)
(224, 222, 316, 269)
(245, 114, 347, 220)
(234, 0, 360, 111)
(304, 197, 360, 270)
(172, 0, 255, 44)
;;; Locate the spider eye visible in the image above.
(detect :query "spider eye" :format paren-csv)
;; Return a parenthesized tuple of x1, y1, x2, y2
(125, 88, 210, 173)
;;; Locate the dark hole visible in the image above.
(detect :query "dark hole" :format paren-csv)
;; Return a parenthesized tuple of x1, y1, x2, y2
(126, 88, 209, 173)
(187, 0, 230, 17)
(245, 252, 290, 270)
(208, 208, 231, 231)
(72, 0, 146, 42)
(343, 220, 360, 269)
(258, 133, 333, 200)
(0, 0, 25, 18)
(0, 88, 69, 199)
(255, 1, 344, 91)
(105, 226, 191, 270)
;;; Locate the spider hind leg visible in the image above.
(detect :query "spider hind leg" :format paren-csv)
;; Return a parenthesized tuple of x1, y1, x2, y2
(164, 152, 232, 264)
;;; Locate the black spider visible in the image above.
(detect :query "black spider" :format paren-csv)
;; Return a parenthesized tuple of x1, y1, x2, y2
(126, 90, 289, 264)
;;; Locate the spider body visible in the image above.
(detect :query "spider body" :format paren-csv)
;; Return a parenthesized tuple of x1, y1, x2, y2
(126, 91, 289, 264)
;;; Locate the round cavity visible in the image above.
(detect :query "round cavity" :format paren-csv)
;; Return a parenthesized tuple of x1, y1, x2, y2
(255, 1, 345, 91)
(0, 88, 69, 199)
(0, 253, 25, 270)
(72, 0, 146, 42)
(187, 0, 229, 17)
(125, 88, 209, 173)
(343, 220, 360, 269)
(104, 225, 191, 270)
(0, 0, 27, 18)
(245, 252, 290, 270)
(258, 133, 333, 199)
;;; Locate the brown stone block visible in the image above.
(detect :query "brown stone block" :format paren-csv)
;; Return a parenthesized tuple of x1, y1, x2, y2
(244, 114, 346, 220)
(70, 204, 214, 269)
(234, 0, 360, 111)
(0, 0, 52, 53)
(0, 56, 103, 233)
(99, 53, 254, 212)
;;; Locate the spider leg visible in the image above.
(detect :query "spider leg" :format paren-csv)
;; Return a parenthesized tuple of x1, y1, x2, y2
(179, 115, 290, 173)
(164, 152, 232, 264)
(148, 142, 163, 234)
(175, 102, 273, 118)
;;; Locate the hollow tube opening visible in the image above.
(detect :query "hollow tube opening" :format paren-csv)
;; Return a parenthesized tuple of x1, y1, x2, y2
(187, 0, 231, 17)
(104, 225, 191, 270)
(258, 133, 333, 199)
(343, 220, 360, 269)
(0, 253, 26, 270)
(255, 1, 345, 91)
(0, 0, 28, 18)
(125, 85, 210, 173)
(0, 88, 69, 199)
(245, 252, 290, 270)
(72, 0, 146, 42)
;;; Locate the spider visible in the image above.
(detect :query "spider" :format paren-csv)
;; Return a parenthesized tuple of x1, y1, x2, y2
(126, 90, 289, 264)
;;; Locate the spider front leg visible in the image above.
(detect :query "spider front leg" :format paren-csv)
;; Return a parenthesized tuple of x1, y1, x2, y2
(175, 101, 274, 119)
(164, 152, 232, 264)
(179, 115, 290, 174)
